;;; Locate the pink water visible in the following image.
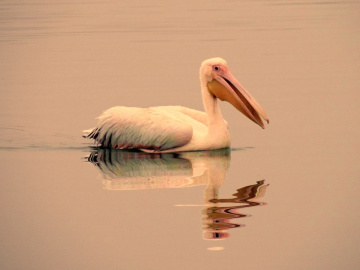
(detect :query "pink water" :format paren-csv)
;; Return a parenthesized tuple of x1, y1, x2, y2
(0, 1, 359, 269)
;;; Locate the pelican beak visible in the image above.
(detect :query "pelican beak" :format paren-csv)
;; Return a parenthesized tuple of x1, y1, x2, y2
(207, 70, 269, 129)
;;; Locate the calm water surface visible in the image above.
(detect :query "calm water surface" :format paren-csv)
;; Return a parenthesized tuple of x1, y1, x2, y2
(1, 1, 359, 269)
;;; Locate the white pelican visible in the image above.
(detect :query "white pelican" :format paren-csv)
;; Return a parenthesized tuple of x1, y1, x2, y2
(84, 57, 269, 152)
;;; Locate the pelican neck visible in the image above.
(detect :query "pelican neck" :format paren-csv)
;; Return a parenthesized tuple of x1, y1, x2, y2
(200, 81, 226, 127)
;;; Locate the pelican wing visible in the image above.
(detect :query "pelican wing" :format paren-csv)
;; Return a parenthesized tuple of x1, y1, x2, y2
(150, 106, 211, 126)
(85, 106, 193, 151)
(170, 106, 209, 126)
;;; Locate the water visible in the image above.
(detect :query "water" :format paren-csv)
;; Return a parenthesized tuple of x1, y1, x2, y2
(1, 1, 359, 269)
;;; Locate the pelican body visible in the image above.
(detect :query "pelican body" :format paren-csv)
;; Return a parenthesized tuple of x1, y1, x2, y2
(84, 58, 269, 152)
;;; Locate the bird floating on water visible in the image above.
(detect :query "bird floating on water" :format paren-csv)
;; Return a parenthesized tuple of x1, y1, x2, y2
(83, 57, 269, 152)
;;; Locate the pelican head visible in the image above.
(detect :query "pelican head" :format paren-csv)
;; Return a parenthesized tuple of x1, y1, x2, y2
(200, 57, 269, 128)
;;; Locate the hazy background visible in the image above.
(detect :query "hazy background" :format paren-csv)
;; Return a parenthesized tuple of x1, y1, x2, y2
(0, 1, 359, 269)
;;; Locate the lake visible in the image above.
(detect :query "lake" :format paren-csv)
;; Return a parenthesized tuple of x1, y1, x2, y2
(0, 0, 359, 269)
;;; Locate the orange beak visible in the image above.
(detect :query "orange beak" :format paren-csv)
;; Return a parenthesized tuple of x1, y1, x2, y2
(207, 70, 269, 128)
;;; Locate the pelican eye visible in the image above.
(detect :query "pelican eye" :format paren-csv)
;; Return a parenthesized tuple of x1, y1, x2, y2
(214, 66, 219, 71)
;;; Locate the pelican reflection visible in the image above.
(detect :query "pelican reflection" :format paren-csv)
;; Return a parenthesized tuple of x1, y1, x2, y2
(86, 149, 268, 241)
(202, 180, 268, 240)
(87, 148, 230, 190)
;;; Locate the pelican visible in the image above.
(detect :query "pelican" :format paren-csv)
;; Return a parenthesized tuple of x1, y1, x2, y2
(83, 57, 269, 152)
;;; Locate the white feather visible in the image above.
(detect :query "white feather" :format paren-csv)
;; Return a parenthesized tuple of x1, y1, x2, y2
(86, 106, 197, 151)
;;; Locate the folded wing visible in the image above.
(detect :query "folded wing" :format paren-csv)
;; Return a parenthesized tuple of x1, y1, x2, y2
(84, 106, 193, 151)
